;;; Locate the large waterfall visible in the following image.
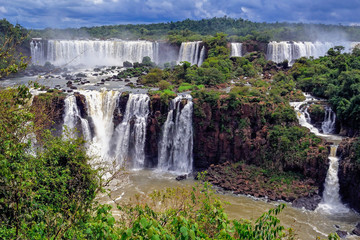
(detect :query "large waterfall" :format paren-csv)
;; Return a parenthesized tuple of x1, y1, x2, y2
(81, 90, 121, 161)
(230, 43, 243, 57)
(112, 94, 149, 169)
(30, 40, 46, 65)
(61, 91, 193, 173)
(267, 41, 357, 64)
(158, 94, 193, 174)
(178, 41, 205, 66)
(31, 40, 159, 66)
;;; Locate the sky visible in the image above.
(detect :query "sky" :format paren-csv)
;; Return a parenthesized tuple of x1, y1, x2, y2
(0, 0, 360, 29)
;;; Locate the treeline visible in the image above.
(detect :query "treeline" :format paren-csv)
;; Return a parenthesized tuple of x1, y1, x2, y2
(29, 16, 360, 42)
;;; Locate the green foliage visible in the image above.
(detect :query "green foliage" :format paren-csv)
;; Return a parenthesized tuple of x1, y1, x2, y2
(0, 86, 102, 239)
(267, 125, 322, 170)
(141, 68, 163, 85)
(290, 48, 360, 130)
(30, 16, 360, 42)
(0, 19, 29, 78)
(117, 177, 291, 240)
(158, 79, 171, 90)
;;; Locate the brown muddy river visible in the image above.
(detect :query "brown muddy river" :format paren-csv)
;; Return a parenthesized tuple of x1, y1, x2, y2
(97, 170, 360, 240)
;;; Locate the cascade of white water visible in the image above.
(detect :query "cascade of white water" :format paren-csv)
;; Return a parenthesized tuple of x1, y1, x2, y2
(316, 145, 349, 214)
(158, 94, 193, 174)
(30, 40, 45, 65)
(80, 90, 121, 160)
(63, 95, 91, 141)
(112, 94, 149, 168)
(267, 41, 355, 65)
(42, 40, 159, 66)
(291, 94, 348, 214)
(322, 106, 336, 134)
(178, 41, 204, 65)
(198, 46, 206, 66)
(230, 43, 243, 57)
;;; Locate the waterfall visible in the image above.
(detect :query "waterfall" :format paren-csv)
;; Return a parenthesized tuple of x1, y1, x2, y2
(291, 94, 348, 214)
(316, 145, 349, 214)
(80, 90, 121, 160)
(158, 94, 193, 174)
(267, 41, 355, 65)
(322, 106, 336, 134)
(178, 41, 205, 65)
(230, 43, 243, 57)
(30, 40, 45, 65)
(63, 95, 91, 141)
(60, 91, 196, 173)
(198, 46, 206, 66)
(112, 94, 149, 168)
(31, 39, 159, 66)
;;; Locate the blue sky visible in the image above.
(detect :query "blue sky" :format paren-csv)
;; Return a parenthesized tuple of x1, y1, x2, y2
(0, 0, 359, 29)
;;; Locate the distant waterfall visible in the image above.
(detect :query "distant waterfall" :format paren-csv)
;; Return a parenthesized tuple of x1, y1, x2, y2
(178, 41, 205, 65)
(112, 94, 149, 168)
(267, 41, 357, 64)
(230, 43, 243, 57)
(322, 106, 336, 134)
(31, 39, 159, 66)
(63, 95, 91, 141)
(30, 40, 46, 65)
(158, 94, 193, 173)
(316, 145, 349, 214)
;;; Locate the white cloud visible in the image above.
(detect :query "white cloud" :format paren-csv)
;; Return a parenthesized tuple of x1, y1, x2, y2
(0, 6, 7, 13)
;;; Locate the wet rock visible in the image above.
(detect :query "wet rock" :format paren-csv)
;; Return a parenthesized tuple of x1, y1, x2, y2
(352, 222, 360, 236)
(75, 73, 87, 78)
(292, 194, 321, 211)
(176, 175, 187, 181)
(336, 230, 347, 239)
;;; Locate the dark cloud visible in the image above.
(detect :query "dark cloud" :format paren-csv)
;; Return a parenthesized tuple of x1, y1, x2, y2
(0, 0, 359, 29)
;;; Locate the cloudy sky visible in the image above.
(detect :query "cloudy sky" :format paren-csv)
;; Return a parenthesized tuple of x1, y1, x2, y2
(0, 0, 359, 29)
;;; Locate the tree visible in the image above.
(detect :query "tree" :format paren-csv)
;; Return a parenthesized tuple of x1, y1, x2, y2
(0, 19, 29, 78)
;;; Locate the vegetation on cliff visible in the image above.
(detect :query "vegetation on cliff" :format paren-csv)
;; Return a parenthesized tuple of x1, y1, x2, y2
(289, 46, 360, 135)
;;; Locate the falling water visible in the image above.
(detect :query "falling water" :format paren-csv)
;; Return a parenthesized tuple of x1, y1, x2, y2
(112, 94, 149, 168)
(62, 95, 91, 141)
(178, 41, 205, 65)
(322, 106, 336, 134)
(230, 43, 243, 57)
(316, 145, 349, 214)
(80, 90, 121, 160)
(291, 94, 349, 214)
(158, 94, 193, 174)
(267, 41, 357, 65)
(30, 40, 45, 65)
(31, 39, 159, 66)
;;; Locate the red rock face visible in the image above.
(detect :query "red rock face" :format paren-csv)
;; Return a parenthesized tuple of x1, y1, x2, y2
(192, 98, 329, 194)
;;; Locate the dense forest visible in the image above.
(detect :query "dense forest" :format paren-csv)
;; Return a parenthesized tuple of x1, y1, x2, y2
(29, 16, 360, 42)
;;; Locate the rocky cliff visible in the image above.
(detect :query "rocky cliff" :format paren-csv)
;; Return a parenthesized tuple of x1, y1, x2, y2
(338, 137, 360, 212)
